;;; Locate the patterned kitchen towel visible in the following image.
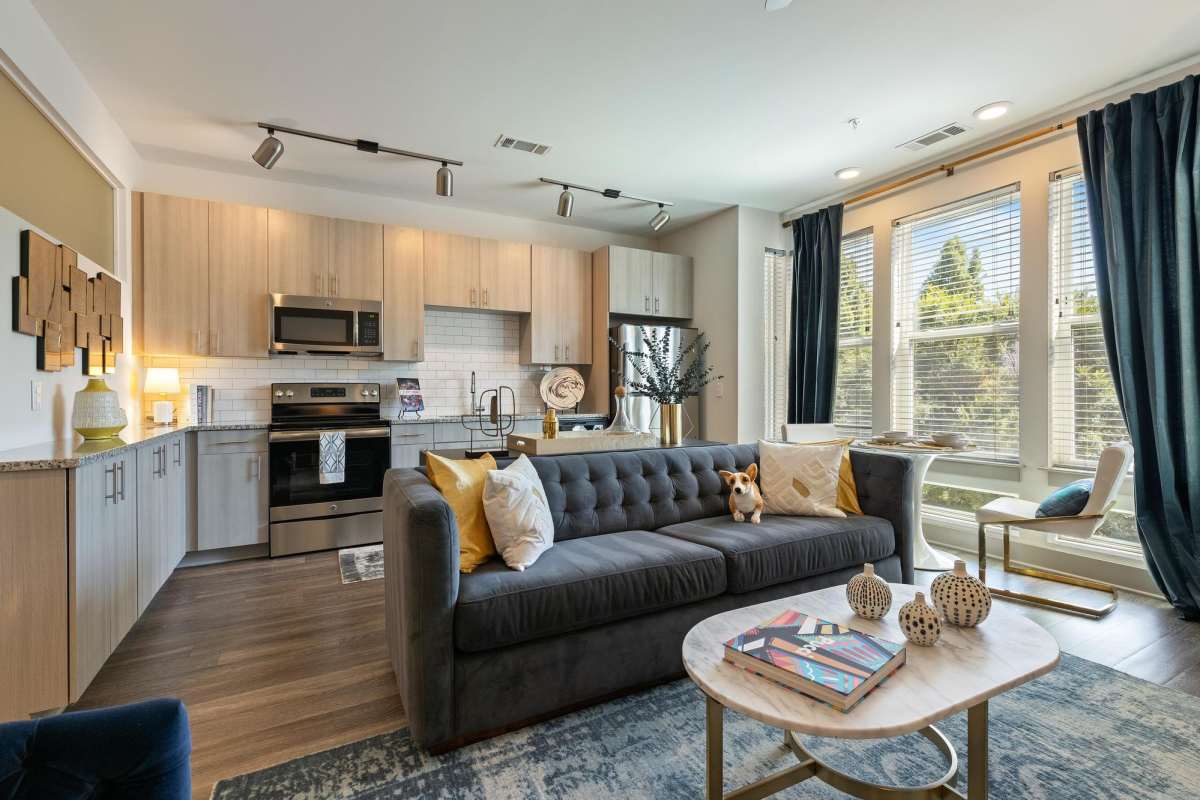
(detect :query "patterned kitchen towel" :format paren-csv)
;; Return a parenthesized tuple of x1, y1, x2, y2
(319, 430, 346, 484)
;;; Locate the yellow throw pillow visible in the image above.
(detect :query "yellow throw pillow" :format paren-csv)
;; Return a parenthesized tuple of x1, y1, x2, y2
(776, 438, 863, 515)
(426, 452, 498, 573)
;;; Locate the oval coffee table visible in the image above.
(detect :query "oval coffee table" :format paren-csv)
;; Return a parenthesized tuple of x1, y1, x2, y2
(683, 583, 1059, 799)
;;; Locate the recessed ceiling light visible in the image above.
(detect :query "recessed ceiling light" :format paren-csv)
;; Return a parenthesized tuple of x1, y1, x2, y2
(834, 167, 862, 180)
(973, 101, 1012, 121)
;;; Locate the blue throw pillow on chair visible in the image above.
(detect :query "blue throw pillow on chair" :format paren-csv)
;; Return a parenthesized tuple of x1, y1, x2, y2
(1036, 479, 1093, 518)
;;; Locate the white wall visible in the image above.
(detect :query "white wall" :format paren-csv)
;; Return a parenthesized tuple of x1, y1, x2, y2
(736, 207, 788, 442)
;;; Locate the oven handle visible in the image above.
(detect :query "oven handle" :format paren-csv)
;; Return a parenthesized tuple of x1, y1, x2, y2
(269, 426, 391, 443)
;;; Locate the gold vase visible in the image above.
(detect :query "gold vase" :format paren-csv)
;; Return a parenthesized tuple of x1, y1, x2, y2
(659, 403, 683, 446)
(542, 408, 559, 439)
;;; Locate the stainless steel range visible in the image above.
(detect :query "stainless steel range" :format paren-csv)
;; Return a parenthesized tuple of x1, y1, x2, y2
(268, 382, 390, 557)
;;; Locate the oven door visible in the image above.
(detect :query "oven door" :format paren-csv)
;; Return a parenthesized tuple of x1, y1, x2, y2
(269, 294, 379, 355)
(268, 427, 391, 514)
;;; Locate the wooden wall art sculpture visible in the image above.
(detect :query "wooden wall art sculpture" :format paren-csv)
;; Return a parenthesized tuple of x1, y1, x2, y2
(12, 229, 123, 374)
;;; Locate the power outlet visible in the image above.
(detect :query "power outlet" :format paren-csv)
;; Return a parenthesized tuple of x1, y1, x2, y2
(31, 379, 44, 411)
(714, 379, 725, 400)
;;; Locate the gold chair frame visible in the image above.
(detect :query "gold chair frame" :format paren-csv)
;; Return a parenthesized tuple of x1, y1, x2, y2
(976, 505, 1118, 619)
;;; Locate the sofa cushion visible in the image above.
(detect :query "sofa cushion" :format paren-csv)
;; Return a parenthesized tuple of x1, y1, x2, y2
(455, 530, 726, 652)
(656, 514, 896, 594)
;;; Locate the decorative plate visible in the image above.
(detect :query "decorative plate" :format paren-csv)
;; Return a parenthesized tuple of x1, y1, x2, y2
(540, 367, 585, 410)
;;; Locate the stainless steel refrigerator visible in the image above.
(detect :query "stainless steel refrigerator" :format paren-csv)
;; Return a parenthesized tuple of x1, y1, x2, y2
(609, 323, 702, 438)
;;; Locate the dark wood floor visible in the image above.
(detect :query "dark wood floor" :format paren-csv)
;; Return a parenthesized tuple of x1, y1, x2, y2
(74, 549, 1200, 799)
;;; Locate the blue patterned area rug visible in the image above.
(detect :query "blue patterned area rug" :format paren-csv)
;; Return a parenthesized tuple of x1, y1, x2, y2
(212, 654, 1198, 799)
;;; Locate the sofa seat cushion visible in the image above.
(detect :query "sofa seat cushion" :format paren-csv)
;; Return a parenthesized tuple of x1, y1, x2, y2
(455, 530, 726, 652)
(657, 514, 896, 594)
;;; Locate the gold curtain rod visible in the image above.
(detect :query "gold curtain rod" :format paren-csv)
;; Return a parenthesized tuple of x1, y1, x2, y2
(782, 119, 1078, 228)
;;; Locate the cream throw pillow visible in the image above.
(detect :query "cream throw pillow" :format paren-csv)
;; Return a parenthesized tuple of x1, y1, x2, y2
(483, 454, 554, 571)
(757, 439, 847, 518)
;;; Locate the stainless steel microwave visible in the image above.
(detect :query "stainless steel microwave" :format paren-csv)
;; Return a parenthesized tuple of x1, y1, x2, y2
(268, 294, 383, 356)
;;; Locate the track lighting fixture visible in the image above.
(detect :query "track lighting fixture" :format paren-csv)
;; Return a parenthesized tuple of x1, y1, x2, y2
(539, 177, 673, 229)
(251, 129, 284, 169)
(252, 123, 463, 196)
(649, 204, 670, 231)
(556, 186, 574, 218)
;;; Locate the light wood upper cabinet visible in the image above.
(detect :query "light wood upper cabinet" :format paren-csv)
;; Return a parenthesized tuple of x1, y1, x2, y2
(423, 231, 479, 308)
(652, 252, 693, 318)
(209, 202, 268, 357)
(384, 225, 424, 361)
(608, 246, 655, 315)
(330, 218, 383, 300)
(142, 193, 209, 355)
(269, 209, 330, 297)
(479, 239, 531, 312)
(521, 245, 592, 364)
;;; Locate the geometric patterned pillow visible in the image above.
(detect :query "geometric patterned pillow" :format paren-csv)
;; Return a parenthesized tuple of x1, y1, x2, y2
(756, 439, 847, 518)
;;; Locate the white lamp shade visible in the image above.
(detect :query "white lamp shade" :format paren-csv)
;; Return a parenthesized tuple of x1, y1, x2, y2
(144, 367, 181, 395)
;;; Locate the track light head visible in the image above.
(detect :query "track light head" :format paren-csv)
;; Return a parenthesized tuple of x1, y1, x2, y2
(557, 187, 574, 218)
(649, 204, 670, 231)
(436, 162, 454, 197)
(251, 130, 284, 169)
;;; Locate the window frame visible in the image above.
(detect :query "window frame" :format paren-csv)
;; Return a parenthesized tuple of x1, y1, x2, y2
(833, 227, 874, 437)
(763, 246, 791, 439)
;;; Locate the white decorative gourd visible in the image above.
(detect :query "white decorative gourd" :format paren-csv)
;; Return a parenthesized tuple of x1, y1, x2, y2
(846, 563, 892, 619)
(930, 559, 992, 627)
(898, 591, 942, 646)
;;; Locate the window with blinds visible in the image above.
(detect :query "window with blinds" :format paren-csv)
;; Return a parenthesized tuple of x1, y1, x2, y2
(1049, 168, 1128, 467)
(763, 247, 791, 438)
(834, 229, 873, 434)
(892, 185, 1021, 460)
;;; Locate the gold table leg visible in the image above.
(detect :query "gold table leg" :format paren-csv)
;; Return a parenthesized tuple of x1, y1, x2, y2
(967, 701, 988, 799)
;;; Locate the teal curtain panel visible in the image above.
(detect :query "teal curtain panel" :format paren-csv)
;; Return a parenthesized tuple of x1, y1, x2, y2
(787, 203, 844, 425)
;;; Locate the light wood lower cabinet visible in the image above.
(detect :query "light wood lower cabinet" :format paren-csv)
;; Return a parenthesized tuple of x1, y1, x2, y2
(383, 225, 425, 361)
(521, 245, 592, 364)
(136, 433, 187, 616)
(70, 451, 138, 702)
(197, 432, 268, 550)
(0, 471, 69, 721)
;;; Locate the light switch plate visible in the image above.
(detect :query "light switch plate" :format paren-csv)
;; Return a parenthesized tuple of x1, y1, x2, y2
(714, 379, 724, 400)
(31, 379, 43, 411)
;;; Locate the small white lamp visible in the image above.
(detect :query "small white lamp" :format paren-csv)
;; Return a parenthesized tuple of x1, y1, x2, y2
(145, 367, 181, 425)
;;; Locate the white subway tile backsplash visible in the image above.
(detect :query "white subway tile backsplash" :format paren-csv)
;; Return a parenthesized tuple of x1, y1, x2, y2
(151, 310, 551, 424)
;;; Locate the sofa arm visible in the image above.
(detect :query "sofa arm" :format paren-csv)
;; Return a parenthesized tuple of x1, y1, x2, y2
(383, 467, 460, 748)
(849, 450, 916, 583)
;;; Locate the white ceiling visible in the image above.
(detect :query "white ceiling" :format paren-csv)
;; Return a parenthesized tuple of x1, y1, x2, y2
(32, 0, 1200, 234)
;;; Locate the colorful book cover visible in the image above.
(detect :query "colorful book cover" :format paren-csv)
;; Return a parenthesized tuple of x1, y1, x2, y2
(724, 610, 904, 699)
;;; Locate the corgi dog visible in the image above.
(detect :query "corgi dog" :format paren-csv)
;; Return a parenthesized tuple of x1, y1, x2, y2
(719, 464, 764, 524)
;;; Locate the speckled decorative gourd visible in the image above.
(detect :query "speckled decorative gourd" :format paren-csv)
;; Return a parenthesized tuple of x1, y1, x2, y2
(846, 563, 892, 619)
(931, 559, 992, 627)
(898, 591, 942, 646)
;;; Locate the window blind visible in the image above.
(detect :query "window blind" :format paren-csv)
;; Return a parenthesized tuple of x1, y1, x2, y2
(892, 185, 1021, 460)
(1049, 169, 1127, 467)
(763, 247, 791, 438)
(834, 228, 873, 435)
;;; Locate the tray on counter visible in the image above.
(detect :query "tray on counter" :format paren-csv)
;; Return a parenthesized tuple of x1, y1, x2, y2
(507, 430, 660, 456)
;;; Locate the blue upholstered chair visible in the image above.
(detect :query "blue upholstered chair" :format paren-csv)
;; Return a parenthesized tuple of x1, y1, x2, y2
(0, 698, 191, 799)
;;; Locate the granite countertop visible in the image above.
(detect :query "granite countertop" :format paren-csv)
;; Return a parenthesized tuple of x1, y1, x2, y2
(390, 412, 606, 425)
(0, 422, 267, 472)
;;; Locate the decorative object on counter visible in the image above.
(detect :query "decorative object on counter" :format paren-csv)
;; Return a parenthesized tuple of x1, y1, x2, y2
(539, 367, 585, 411)
(846, 562, 892, 619)
(508, 430, 659, 456)
(144, 367, 181, 424)
(190, 384, 215, 424)
(542, 407, 559, 439)
(396, 378, 424, 419)
(898, 591, 942, 646)
(605, 385, 639, 434)
(930, 559, 992, 627)
(71, 377, 127, 440)
(460, 384, 515, 458)
(612, 325, 721, 445)
(13, 229, 122, 374)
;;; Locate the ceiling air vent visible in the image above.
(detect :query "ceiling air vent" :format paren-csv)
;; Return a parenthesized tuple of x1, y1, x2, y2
(897, 122, 969, 152)
(494, 134, 551, 155)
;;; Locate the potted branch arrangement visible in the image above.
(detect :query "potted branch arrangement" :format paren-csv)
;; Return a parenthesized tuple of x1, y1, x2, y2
(612, 326, 723, 445)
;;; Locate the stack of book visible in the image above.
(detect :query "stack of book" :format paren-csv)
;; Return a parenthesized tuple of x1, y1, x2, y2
(724, 610, 905, 712)
(189, 385, 216, 424)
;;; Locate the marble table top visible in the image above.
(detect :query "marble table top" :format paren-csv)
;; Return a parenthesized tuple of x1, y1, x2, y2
(682, 583, 1059, 739)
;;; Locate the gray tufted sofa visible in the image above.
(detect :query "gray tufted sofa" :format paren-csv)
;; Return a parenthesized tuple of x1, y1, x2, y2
(383, 443, 914, 751)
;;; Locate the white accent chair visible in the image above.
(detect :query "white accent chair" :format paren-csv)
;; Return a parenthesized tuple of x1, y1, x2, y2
(779, 423, 840, 443)
(975, 442, 1135, 618)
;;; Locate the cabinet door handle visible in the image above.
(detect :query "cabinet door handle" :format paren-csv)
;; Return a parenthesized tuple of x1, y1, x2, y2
(412, 339, 419, 358)
(565, 344, 571, 361)
(554, 344, 559, 361)
(251, 454, 261, 479)
(212, 330, 221, 356)
(482, 288, 489, 307)
(314, 273, 321, 294)
(470, 288, 477, 307)
(331, 274, 338, 296)
(152, 446, 161, 478)
(655, 297, 660, 314)
(104, 463, 117, 504)
(393, 432, 425, 438)
(173, 438, 182, 465)
(161, 446, 168, 476)
(644, 296, 650, 312)
(118, 460, 126, 501)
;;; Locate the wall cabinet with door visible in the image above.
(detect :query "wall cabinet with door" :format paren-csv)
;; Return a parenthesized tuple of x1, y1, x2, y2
(424, 232, 531, 312)
(267, 210, 383, 301)
(196, 430, 269, 550)
(601, 245, 693, 319)
(521, 245, 592, 364)
(383, 225, 425, 361)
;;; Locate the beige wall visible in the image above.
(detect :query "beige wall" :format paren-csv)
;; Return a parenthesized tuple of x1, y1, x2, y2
(0, 69, 114, 271)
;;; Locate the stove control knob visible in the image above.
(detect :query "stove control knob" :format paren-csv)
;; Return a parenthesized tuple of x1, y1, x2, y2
(274, 390, 283, 398)
(329, 504, 339, 512)
(370, 388, 378, 397)
(285, 390, 294, 398)
(361, 388, 369, 397)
